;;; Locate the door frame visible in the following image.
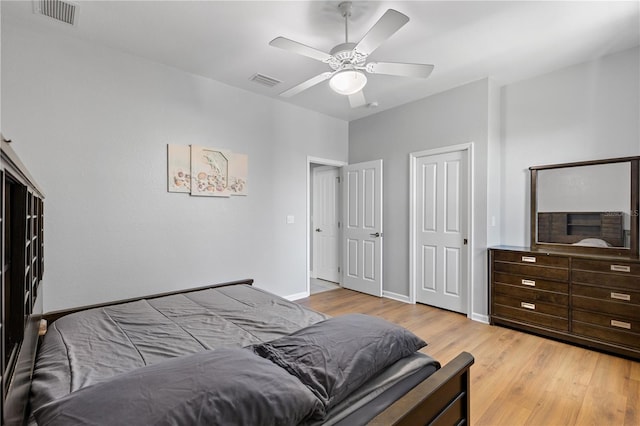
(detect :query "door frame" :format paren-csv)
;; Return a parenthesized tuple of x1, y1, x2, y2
(409, 143, 474, 319)
(307, 156, 347, 295)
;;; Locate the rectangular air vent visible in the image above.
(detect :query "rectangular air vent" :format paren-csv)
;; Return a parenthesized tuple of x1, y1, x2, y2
(33, 0, 77, 26)
(249, 73, 281, 88)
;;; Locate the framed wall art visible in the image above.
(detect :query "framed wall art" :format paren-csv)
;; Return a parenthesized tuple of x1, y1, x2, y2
(167, 144, 248, 198)
(228, 152, 248, 196)
(190, 145, 231, 197)
(167, 144, 191, 193)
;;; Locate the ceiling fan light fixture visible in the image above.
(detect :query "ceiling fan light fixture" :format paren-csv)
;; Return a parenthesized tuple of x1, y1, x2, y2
(329, 70, 367, 95)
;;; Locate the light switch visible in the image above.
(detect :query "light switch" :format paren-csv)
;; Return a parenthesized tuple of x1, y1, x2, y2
(286, 215, 295, 224)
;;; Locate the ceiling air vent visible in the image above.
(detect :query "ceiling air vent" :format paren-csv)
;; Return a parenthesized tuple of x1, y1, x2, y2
(249, 73, 281, 88)
(33, 0, 78, 26)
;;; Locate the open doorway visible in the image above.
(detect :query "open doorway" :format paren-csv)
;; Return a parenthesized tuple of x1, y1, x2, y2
(307, 157, 346, 295)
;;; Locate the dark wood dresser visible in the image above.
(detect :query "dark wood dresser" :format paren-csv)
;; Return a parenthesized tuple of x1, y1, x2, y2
(489, 246, 640, 360)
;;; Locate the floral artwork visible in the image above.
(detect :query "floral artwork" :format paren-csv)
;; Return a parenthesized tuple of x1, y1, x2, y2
(190, 145, 231, 197)
(228, 153, 248, 196)
(167, 144, 191, 193)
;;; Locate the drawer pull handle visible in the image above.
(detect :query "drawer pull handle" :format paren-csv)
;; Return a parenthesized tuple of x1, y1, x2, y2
(610, 320, 631, 330)
(610, 292, 631, 301)
(521, 279, 536, 287)
(610, 265, 631, 273)
(521, 302, 536, 310)
(522, 256, 536, 263)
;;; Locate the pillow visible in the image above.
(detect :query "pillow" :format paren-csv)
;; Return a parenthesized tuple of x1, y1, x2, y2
(33, 348, 323, 426)
(251, 313, 426, 410)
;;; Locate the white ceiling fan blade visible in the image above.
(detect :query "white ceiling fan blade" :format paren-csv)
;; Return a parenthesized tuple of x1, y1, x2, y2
(348, 91, 367, 108)
(279, 72, 334, 98)
(269, 37, 332, 62)
(354, 9, 409, 56)
(366, 62, 434, 78)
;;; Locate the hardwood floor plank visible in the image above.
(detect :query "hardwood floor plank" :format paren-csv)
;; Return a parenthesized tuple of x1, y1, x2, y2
(524, 391, 581, 426)
(298, 288, 640, 426)
(574, 387, 628, 426)
(625, 379, 640, 426)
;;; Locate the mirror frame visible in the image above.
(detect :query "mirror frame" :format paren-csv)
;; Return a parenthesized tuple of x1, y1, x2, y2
(530, 156, 639, 259)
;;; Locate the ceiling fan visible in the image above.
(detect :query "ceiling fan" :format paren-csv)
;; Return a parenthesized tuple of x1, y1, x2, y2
(269, 2, 434, 108)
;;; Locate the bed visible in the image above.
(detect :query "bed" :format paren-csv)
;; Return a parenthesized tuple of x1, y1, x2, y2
(10, 279, 473, 426)
(2, 139, 474, 426)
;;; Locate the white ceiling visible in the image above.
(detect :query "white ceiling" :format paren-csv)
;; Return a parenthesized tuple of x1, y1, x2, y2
(3, 1, 639, 121)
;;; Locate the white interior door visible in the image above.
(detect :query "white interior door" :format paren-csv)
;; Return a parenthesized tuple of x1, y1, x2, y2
(413, 149, 468, 313)
(343, 160, 383, 297)
(312, 167, 340, 283)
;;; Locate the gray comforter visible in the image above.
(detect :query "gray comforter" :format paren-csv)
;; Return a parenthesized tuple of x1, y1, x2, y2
(30, 284, 439, 426)
(31, 284, 328, 410)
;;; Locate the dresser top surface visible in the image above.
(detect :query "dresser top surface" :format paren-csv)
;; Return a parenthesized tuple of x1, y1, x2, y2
(489, 245, 640, 264)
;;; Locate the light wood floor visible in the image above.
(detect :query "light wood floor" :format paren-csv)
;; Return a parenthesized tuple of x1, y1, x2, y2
(299, 288, 640, 426)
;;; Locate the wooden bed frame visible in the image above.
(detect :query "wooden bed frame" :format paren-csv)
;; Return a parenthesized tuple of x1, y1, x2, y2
(2, 141, 474, 425)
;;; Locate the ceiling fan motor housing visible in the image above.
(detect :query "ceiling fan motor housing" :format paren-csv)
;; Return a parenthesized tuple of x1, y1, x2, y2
(329, 42, 366, 70)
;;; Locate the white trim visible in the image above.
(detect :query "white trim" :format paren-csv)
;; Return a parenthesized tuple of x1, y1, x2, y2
(409, 142, 475, 321)
(382, 290, 412, 304)
(471, 313, 489, 324)
(307, 156, 348, 298)
(284, 291, 310, 301)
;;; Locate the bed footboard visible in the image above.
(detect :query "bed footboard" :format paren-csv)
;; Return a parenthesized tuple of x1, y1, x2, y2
(368, 352, 474, 426)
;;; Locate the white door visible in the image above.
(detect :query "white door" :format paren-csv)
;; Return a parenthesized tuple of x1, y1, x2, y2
(343, 160, 383, 297)
(413, 149, 468, 313)
(312, 167, 340, 283)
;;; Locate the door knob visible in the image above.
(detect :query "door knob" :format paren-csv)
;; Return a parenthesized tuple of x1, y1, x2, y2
(369, 232, 381, 238)
(315, 228, 322, 232)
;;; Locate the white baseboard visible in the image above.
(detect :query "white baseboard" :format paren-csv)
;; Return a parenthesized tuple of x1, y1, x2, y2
(382, 291, 412, 304)
(470, 313, 489, 324)
(284, 291, 309, 301)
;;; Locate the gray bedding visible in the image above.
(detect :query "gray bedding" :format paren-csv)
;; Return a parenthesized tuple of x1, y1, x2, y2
(30, 284, 439, 425)
(33, 348, 324, 426)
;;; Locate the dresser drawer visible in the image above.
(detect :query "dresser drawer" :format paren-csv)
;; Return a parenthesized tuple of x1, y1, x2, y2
(572, 270, 639, 292)
(494, 283, 568, 306)
(573, 310, 640, 333)
(493, 251, 569, 268)
(494, 294, 568, 318)
(572, 296, 640, 321)
(493, 304, 568, 331)
(572, 258, 640, 276)
(494, 272, 568, 293)
(572, 319, 640, 350)
(573, 284, 640, 305)
(494, 262, 569, 281)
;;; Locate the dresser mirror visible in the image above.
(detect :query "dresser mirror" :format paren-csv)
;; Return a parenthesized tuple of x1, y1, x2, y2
(530, 156, 639, 258)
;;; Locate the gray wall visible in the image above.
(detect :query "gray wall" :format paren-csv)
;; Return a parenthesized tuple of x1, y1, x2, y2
(2, 22, 348, 311)
(349, 78, 494, 320)
(501, 46, 640, 247)
(348, 46, 639, 320)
